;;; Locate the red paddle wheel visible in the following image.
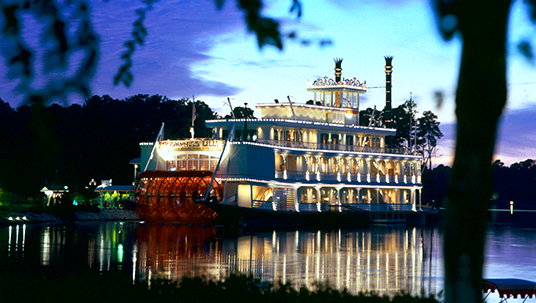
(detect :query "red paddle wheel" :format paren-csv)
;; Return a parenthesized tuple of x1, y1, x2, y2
(134, 170, 222, 224)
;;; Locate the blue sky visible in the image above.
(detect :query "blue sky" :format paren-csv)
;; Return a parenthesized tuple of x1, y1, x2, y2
(1, 0, 536, 166)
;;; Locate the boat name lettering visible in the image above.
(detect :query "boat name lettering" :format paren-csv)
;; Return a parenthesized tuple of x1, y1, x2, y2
(162, 140, 223, 150)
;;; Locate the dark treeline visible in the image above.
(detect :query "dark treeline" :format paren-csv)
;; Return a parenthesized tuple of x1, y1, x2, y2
(491, 159, 536, 203)
(0, 94, 217, 202)
(421, 159, 536, 209)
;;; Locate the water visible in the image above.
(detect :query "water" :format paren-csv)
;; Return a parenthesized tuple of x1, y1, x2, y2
(1, 211, 535, 302)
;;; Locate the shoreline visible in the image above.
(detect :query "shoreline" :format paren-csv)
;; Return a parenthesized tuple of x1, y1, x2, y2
(0, 208, 140, 226)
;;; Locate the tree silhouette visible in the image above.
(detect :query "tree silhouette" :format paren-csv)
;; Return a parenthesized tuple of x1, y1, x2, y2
(417, 111, 443, 170)
(0, 95, 217, 201)
(224, 106, 256, 119)
(431, 0, 536, 302)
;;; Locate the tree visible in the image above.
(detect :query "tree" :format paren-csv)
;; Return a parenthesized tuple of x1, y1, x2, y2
(431, 0, 534, 302)
(224, 106, 256, 119)
(387, 100, 443, 168)
(390, 99, 418, 150)
(359, 107, 382, 127)
(417, 111, 443, 170)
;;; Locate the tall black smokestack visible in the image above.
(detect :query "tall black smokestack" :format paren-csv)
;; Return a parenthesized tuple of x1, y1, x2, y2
(334, 58, 343, 82)
(384, 56, 393, 129)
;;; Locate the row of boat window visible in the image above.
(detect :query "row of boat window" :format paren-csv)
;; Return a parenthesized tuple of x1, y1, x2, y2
(253, 186, 414, 205)
(167, 154, 220, 171)
(221, 128, 382, 148)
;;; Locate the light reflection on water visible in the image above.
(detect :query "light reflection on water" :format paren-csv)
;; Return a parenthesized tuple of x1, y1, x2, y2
(1, 212, 536, 301)
(134, 224, 441, 297)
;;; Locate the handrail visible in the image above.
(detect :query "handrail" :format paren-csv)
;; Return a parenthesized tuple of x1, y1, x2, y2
(234, 138, 412, 155)
(250, 202, 415, 213)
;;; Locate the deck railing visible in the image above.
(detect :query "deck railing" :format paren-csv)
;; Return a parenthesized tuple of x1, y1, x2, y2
(276, 170, 420, 184)
(347, 203, 414, 212)
(244, 139, 412, 155)
(251, 201, 415, 213)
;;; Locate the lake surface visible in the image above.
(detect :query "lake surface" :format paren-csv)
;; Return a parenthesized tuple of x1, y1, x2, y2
(1, 210, 535, 302)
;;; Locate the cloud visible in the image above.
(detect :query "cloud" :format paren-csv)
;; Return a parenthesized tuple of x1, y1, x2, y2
(0, 0, 246, 107)
(90, 0, 246, 99)
(495, 107, 536, 164)
(436, 106, 536, 167)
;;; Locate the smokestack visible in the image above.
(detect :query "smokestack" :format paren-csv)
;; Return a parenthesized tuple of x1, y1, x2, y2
(384, 56, 393, 129)
(334, 58, 343, 82)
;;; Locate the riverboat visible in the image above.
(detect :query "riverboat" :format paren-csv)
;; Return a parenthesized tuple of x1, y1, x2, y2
(134, 58, 427, 226)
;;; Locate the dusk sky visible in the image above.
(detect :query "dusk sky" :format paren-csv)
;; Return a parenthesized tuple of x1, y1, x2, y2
(1, 0, 536, 166)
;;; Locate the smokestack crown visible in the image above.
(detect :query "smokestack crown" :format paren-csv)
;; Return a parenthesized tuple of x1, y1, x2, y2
(384, 56, 393, 66)
(334, 58, 343, 82)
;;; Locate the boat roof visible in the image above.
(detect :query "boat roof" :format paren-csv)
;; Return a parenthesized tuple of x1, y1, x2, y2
(306, 76, 367, 93)
(256, 102, 358, 112)
(206, 118, 396, 135)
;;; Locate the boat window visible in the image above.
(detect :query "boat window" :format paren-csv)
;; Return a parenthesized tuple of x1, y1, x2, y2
(341, 188, 358, 204)
(245, 129, 257, 141)
(234, 130, 242, 141)
(298, 187, 317, 204)
(331, 136, 339, 145)
(320, 133, 329, 144)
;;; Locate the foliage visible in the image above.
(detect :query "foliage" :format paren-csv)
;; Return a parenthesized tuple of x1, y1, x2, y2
(114, 1, 155, 87)
(0, 189, 29, 211)
(390, 99, 418, 148)
(224, 105, 257, 119)
(421, 164, 452, 208)
(360, 100, 443, 167)
(0, 94, 217, 200)
(0, 0, 98, 105)
(492, 158, 536, 201)
(0, 270, 440, 303)
(419, 159, 536, 208)
(359, 107, 382, 127)
(417, 111, 443, 170)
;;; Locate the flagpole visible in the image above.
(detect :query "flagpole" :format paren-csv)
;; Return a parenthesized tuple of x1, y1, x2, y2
(190, 95, 195, 139)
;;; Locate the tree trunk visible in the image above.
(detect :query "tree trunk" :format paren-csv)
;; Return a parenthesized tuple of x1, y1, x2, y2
(444, 1, 512, 303)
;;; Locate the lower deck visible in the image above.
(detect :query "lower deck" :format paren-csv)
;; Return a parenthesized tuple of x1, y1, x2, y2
(134, 170, 431, 225)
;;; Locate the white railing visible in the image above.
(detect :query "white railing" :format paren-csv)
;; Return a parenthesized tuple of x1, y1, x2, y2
(252, 200, 274, 210)
(347, 203, 414, 212)
(249, 139, 411, 155)
(298, 203, 319, 212)
(251, 201, 414, 213)
(275, 170, 419, 184)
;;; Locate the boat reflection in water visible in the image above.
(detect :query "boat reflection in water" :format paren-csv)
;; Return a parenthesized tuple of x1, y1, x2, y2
(1, 222, 441, 297)
(135, 224, 442, 298)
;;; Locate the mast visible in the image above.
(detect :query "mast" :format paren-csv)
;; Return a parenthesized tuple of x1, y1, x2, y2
(190, 96, 196, 139)
(287, 95, 302, 143)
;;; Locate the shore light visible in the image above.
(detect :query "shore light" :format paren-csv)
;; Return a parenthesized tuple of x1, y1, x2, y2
(510, 201, 514, 215)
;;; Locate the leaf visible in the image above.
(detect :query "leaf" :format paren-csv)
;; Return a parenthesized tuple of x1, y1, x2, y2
(290, 0, 302, 18)
(214, 0, 227, 10)
(517, 40, 534, 64)
(1, 4, 20, 36)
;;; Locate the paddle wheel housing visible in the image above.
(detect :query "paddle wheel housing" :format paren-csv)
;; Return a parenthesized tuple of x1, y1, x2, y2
(134, 170, 222, 223)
